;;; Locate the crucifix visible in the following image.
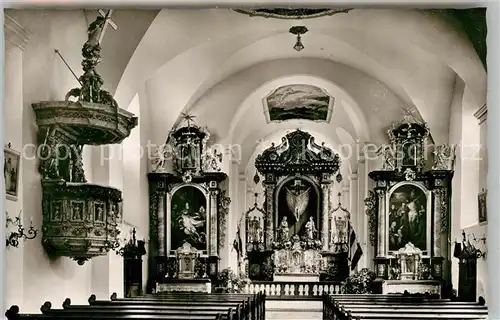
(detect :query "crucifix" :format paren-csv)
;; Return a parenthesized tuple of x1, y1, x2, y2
(97, 9, 118, 44)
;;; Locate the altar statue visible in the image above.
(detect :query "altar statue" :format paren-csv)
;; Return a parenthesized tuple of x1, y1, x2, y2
(305, 216, 317, 240)
(432, 144, 456, 170)
(378, 145, 396, 170)
(279, 216, 289, 242)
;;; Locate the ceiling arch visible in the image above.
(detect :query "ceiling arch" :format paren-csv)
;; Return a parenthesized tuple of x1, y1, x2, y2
(113, 8, 486, 148)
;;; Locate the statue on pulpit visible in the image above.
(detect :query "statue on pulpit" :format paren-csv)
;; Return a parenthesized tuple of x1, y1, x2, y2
(279, 216, 289, 242)
(305, 216, 317, 240)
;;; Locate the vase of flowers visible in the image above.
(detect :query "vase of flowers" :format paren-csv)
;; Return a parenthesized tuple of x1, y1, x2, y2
(215, 268, 248, 293)
(340, 268, 376, 294)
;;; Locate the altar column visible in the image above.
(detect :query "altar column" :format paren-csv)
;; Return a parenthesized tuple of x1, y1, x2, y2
(357, 155, 369, 268)
(157, 190, 167, 256)
(375, 188, 386, 257)
(263, 179, 276, 249)
(321, 183, 331, 251)
(208, 187, 218, 256)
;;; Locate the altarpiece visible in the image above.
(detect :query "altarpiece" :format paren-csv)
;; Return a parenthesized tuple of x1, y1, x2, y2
(246, 129, 351, 282)
(148, 121, 226, 293)
(366, 116, 455, 296)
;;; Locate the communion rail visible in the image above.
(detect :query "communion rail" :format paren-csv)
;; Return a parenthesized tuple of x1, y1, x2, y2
(244, 281, 342, 299)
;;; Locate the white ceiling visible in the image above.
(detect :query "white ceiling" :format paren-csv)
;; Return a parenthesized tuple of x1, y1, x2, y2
(9, 8, 485, 174)
(111, 8, 485, 156)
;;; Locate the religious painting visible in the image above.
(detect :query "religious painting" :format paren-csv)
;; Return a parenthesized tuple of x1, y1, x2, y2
(180, 143, 200, 170)
(275, 178, 319, 242)
(264, 84, 333, 123)
(4, 146, 20, 201)
(387, 183, 429, 253)
(478, 189, 487, 223)
(401, 141, 418, 167)
(170, 186, 207, 251)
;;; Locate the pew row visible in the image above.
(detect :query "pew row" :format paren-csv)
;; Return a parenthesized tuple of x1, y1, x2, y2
(5, 292, 265, 320)
(323, 294, 488, 320)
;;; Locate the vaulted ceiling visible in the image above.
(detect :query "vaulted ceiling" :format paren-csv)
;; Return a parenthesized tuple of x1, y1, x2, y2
(7, 7, 487, 174)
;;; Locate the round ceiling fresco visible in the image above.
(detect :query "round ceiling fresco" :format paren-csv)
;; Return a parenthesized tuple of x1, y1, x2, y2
(233, 8, 352, 19)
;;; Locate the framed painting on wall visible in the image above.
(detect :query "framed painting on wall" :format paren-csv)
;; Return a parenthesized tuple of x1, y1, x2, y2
(4, 146, 21, 201)
(478, 189, 487, 224)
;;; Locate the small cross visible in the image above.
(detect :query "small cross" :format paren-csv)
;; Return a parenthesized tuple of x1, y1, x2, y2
(98, 9, 118, 44)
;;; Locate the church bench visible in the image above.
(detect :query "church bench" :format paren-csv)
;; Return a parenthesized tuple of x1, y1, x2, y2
(90, 293, 264, 320)
(5, 305, 226, 320)
(43, 300, 232, 319)
(103, 292, 265, 320)
(323, 295, 488, 320)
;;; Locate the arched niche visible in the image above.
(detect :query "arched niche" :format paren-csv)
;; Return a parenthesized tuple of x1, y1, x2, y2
(168, 184, 209, 253)
(274, 176, 321, 239)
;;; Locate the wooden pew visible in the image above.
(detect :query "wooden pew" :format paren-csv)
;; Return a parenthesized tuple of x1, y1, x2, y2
(323, 294, 488, 320)
(6, 292, 265, 320)
(97, 291, 265, 320)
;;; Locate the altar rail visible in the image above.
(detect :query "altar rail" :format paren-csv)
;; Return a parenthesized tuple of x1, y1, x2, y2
(244, 281, 342, 299)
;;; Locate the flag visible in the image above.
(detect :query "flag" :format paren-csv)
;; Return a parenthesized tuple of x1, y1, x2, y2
(348, 222, 363, 271)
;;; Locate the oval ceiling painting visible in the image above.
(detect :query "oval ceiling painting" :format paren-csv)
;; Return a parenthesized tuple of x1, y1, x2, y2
(234, 8, 352, 19)
(263, 84, 334, 123)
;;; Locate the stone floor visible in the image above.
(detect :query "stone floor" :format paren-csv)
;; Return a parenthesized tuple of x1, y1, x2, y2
(265, 300, 322, 320)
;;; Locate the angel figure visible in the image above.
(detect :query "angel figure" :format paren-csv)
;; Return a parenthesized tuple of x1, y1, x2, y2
(152, 144, 172, 173)
(432, 145, 456, 170)
(378, 145, 396, 170)
(203, 147, 222, 171)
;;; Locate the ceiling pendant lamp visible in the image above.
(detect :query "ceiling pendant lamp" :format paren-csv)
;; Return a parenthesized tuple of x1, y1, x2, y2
(289, 26, 308, 52)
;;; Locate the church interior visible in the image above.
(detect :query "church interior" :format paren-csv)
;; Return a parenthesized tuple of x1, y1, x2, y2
(2, 7, 489, 320)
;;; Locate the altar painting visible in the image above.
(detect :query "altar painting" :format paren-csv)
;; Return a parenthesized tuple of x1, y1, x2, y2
(275, 178, 319, 241)
(387, 183, 429, 253)
(171, 186, 207, 251)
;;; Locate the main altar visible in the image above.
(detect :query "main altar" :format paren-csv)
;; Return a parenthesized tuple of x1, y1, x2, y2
(244, 129, 352, 282)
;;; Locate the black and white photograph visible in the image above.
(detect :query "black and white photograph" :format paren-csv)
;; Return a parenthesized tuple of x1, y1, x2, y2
(1, 4, 493, 320)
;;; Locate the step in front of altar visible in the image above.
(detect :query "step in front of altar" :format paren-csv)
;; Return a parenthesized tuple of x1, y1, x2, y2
(266, 300, 322, 320)
(274, 273, 319, 282)
(155, 279, 211, 293)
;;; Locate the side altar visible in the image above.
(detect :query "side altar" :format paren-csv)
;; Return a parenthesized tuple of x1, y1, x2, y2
(366, 115, 455, 296)
(147, 117, 227, 293)
(244, 129, 354, 282)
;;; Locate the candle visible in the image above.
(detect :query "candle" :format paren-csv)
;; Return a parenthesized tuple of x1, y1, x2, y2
(30, 217, 33, 227)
